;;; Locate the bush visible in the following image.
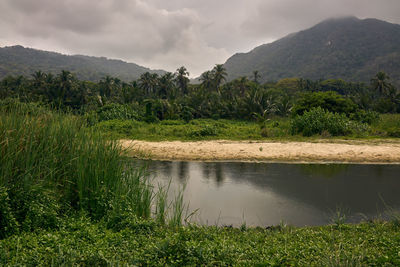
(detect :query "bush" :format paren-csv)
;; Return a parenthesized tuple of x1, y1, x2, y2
(260, 127, 285, 138)
(374, 98, 397, 113)
(386, 128, 400, 138)
(189, 125, 218, 137)
(292, 91, 357, 116)
(97, 103, 138, 122)
(106, 211, 155, 233)
(350, 110, 380, 125)
(0, 187, 19, 239)
(290, 107, 367, 136)
(16, 187, 60, 232)
(181, 107, 194, 123)
(95, 119, 137, 135)
(160, 120, 184, 126)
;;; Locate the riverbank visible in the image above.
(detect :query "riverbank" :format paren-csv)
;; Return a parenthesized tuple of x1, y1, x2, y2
(121, 139, 400, 163)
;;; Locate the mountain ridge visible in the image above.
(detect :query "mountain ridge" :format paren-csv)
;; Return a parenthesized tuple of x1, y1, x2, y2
(223, 17, 400, 87)
(0, 45, 165, 81)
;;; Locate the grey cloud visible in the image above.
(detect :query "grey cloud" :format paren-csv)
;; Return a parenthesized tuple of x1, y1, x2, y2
(0, 0, 229, 75)
(241, 0, 400, 41)
(0, 0, 399, 76)
(9, 0, 112, 34)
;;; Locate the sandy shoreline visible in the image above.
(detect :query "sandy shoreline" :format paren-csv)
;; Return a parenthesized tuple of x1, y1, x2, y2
(120, 139, 400, 164)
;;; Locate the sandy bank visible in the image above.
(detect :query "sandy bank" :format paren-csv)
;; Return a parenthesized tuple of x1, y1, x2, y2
(120, 139, 400, 163)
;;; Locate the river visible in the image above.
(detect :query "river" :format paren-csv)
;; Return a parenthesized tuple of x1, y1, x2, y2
(132, 160, 400, 227)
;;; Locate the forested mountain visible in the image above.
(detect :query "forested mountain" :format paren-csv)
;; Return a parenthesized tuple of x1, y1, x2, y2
(0, 45, 165, 81)
(224, 17, 400, 86)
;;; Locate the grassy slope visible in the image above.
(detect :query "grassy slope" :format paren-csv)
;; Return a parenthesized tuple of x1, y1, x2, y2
(1, 217, 400, 266)
(94, 114, 400, 142)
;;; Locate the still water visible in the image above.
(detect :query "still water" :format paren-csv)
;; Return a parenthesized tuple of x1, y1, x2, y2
(133, 160, 400, 227)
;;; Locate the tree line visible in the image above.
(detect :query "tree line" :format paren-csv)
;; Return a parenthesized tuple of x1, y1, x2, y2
(0, 64, 399, 122)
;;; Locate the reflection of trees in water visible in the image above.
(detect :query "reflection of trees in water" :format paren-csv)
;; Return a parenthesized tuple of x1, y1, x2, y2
(201, 163, 225, 187)
(218, 163, 400, 213)
(159, 161, 172, 178)
(299, 164, 349, 178)
(128, 159, 152, 176)
(202, 163, 212, 180)
(215, 164, 224, 186)
(210, 162, 270, 186)
(132, 160, 400, 215)
(178, 161, 189, 183)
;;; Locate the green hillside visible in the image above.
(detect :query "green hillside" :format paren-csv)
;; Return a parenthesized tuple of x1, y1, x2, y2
(224, 17, 400, 87)
(0, 45, 164, 81)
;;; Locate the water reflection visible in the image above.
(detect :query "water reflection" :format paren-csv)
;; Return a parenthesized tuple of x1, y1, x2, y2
(178, 162, 189, 183)
(299, 164, 349, 178)
(132, 160, 400, 227)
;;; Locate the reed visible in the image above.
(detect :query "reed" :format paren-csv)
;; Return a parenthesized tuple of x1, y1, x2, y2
(0, 100, 169, 235)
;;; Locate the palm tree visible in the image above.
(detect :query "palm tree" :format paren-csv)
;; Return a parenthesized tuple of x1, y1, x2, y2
(199, 70, 214, 91)
(212, 64, 227, 88)
(252, 70, 261, 84)
(31, 71, 47, 97)
(45, 73, 54, 84)
(139, 72, 158, 96)
(276, 95, 293, 116)
(158, 72, 175, 99)
(371, 71, 393, 97)
(175, 66, 190, 95)
(237, 76, 249, 97)
(55, 70, 73, 107)
(100, 75, 114, 98)
(32, 71, 46, 85)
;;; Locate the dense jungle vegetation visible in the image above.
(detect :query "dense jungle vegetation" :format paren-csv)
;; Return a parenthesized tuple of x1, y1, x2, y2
(1, 65, 399, 140)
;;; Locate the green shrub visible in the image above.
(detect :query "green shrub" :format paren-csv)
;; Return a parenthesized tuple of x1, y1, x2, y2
(16, 187, 60, 232)
(189, 125, 218, 137)
(374, 98, 397, 113)
(106, 211, 155, 233)
(290, 107, 366, 136)
(95, 119, 137, 135)
(181, 107, 194, 123)
(292, 91, 357, 116)
(160, 120, 184, 126)
(97, 103, 138, 122)
(347, 120, 370, 136)
(0, 187, 19, 239)
(350, 110, 380, 124)
(373, 114, 400, 133)
(84, 111, 99, 126)
(386, 128, 400, 137)
(260, 127, 285, 138)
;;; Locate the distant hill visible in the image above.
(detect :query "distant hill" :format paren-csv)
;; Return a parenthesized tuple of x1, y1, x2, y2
(0, 45, 165, 81)
(224, 17, 400, 87)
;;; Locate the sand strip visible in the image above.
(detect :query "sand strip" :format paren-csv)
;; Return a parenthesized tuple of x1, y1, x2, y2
(120, 139, 400, 163)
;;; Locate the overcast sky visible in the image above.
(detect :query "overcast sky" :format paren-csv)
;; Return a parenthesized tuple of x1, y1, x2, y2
(1, 0, 399, 77)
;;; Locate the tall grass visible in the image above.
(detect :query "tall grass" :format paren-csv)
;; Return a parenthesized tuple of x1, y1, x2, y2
(1, 101, 121, 216)
(155, 181, 171, 225)
(0, 100, 172, 237)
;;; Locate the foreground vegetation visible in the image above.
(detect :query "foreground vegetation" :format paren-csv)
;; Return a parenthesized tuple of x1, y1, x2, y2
(2, 217, 400, 266)
(1, 102, 400, 265)
(0, 103, 187, 238)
